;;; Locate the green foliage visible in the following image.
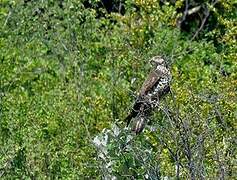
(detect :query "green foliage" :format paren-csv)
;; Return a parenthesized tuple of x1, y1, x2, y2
(0, 0, 236, 179)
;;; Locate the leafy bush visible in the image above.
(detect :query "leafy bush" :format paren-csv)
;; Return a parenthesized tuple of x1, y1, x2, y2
(0, 0, 236, 179)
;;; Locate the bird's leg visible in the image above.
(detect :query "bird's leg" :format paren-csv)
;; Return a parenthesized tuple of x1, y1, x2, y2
(149, 96, 159, 108)
(154, 98, 160, 108)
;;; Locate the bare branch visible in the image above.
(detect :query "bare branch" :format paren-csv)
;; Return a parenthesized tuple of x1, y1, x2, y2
(191, 0, 219, 40)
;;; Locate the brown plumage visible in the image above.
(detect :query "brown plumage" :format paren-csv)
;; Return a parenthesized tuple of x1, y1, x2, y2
(125, 56, 171, 134)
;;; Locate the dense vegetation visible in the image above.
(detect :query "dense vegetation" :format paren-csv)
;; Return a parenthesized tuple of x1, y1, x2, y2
(0, 0, 236, 179)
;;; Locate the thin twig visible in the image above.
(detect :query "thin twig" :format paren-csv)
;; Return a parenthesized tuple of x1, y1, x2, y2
(191, 7, 209, 41)
(4, 11, 12, 27)
(191, 0, 219, 40)
(183, 0, 190, 23)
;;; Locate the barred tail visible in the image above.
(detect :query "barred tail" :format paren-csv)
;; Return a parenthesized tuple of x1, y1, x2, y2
(131, 115, 147, 134)
(125, 100, 142, 126)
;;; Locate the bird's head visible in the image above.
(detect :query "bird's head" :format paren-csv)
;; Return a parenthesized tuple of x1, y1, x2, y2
(149, 56, 165, 66)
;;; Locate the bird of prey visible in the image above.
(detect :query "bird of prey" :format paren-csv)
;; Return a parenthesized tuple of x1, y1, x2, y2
(125, 56, 171, 134)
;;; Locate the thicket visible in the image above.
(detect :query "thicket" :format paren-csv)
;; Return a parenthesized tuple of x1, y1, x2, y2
(0, 0, 236, 179)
